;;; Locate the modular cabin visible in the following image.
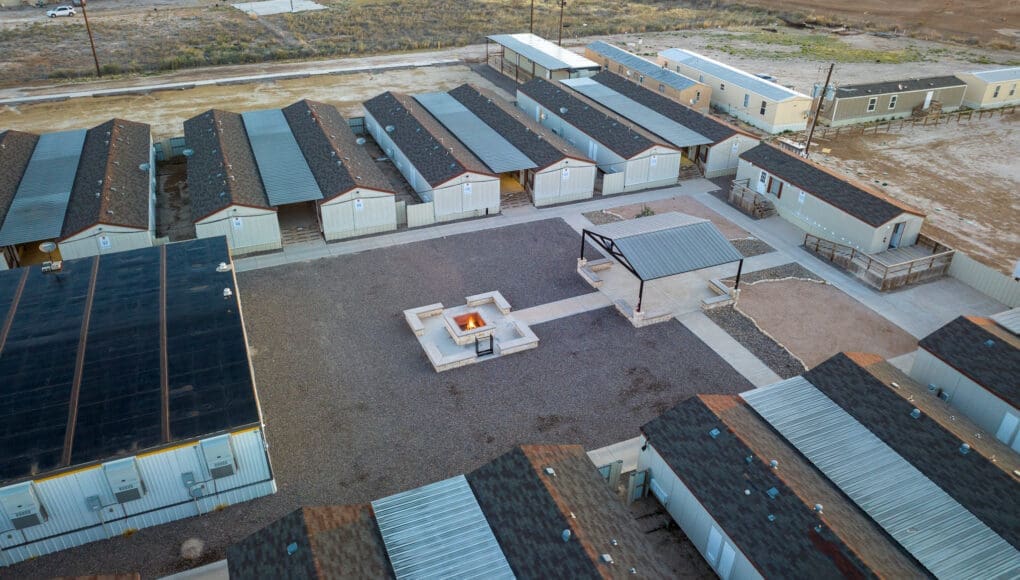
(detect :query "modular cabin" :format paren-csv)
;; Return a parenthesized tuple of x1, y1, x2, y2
(584, 41, 710, 111)
(363, 91, 500, 224)
(957, 67, 1020, 109)
(486, 33, 600, 84)
(818, 76, 967, 126)
(516, 78, 681, 194)
(562, 72, 758, 178)
(0, 120, 155, 270)
(912, 313, 1020, 451)
(735, 144, 924, 254)
(659, 48, 812, 133)
(0, 238, 275, 568)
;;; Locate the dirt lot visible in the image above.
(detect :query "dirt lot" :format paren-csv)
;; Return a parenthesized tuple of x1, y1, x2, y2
(813, 113, 1020, 274)
(735, 279, 918, 367)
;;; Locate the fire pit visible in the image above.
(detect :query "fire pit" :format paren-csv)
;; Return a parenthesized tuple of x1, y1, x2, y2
(454, 312, 486, 331)
(443, 307, 495, 346)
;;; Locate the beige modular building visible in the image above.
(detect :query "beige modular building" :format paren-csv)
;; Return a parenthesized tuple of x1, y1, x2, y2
(584, 41, 711, 112)
(562, 72, 759, 179)
(486, 33, 600, 84)
(516, 78, 682, 194)
(364, 91, 500, 224)
(0, 120, 155, 270)
(957, 67, 1020, 109)
(735, 144, 924, 254)
(659, 48, 812, 133)
(818, 76, 967, 126)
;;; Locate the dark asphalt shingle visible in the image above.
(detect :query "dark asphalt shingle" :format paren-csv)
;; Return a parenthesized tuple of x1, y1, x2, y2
(803, 353, 1020, 549)
(184, 110, 272, 222)
(835, 76, 965, 98)
(62, 119, 152, 238)
(918, 315, 1020, 408)
(282, 100, 394, 200)
(448, 84, 587, 170)
(0, 130, 39, 232)
(592, 71, 740, 143)
(642, 396, 875, 579)
(363, 91, 493, 187)
(518, 78, 666, 159)
(739, 143, 920, 227)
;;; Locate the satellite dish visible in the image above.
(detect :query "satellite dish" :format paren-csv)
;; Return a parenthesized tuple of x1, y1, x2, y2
(39, 241, 57, 253)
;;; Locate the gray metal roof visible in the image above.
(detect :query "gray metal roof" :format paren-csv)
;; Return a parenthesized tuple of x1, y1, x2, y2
(414, 92, 537, 174)
(586, 41, 698, 92)
(659, 48, 807, 102)
(241, 108, 323, 206)
(561, 77, 712, 147)
(372, 475, 515, 580)
(992, 308, 1020, 335)
(969, 67, 1020, 83)
(742, 377, 1020, 579)
(0, 129, 87, 246)
(589, 212, 742, 280)
(488, 33, 599, 72)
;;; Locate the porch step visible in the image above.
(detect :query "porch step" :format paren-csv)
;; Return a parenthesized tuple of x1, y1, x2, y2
(281, 226, 322, 245)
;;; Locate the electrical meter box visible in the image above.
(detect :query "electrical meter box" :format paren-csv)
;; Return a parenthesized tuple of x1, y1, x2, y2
(104, 458, 146, 503)
(0, 482, 47, 529)
(201, 435, 237, 479)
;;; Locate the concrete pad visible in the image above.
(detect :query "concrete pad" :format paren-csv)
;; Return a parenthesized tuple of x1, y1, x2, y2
(232, 0, 326, 16)
(587, 436, 643, 473)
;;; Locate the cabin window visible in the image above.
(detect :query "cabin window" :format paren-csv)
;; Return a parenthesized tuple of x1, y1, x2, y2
(743, 94, 749, 107)
(658, 83, 666, 93)
(760, 100, 767, 115)
(889, 95, 898, 109)
(638, 75, 645, 83)
(720, 82, 726, 91)
(867, 97, 877, 112)
(767, 176, 783, 198)
(698, 73, 703, 82)
(993, 85, 1001, 98)
(1010, 84, 1017, 96)
(695, 91, 701, 103)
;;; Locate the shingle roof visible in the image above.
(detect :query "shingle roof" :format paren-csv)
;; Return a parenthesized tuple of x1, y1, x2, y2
(592, 72, 742, 143)
(62, 119, 152, 238)
(362, 91, 493, 187)
(467, 445, 674, 578)
(0, 130, 39, 232)
(739, 143, 921, 227)
(184, 110, 272, 222)
(834, 76, 965, 98)
(282, 100, 394, 200)
(641, 396, 875, 579)
(802, 353, 1020, 549)
(227, 505, 394, 579)
(518, 78, 670, 159)
(448, 84, 588, 170)
(918, 315, 1020, 408)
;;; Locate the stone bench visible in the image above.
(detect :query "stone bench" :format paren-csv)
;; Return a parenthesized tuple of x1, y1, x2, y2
(578, 266, 603, 288)
(614, 299, 672, 327)
(403, 303, 444, 336)
(701, 293, 734, 311)
(498, 319, 540, 355)
(466, 291, 511, 315)
(424, 342, 476, 372)
(586, 258, 614, 272)
(708, 278, 732, 296)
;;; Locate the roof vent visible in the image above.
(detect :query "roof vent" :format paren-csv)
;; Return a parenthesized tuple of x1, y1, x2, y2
(223, 288, 233, 298)
(385, 125, 395, 133)
(910, 408, 921, 419)
(544, 467, 556, 477)
(767, 514, 776, 522)
(769, 460, 779, 469)
(559, 107, 569, 114)
(601, 554, 614, 564)
(960, 443, 971, 455)
(814, 504, 823, 513)
(287, 542, 298, 556)
(709, 428, 721, 439)
(562, 529, 571, 542)
(984, 339, 995, 347)
(610, 538, 618, 546)
(766, 487, 779, 499)
(744, 489, 751, 496)
(216, 262, 232, 273)
(629, 568, 637, 574)
(139, 163, 150, 171)
(814, 524, 823, 533)
(745, 455, 753, 464)
(356, 137, 367, 145)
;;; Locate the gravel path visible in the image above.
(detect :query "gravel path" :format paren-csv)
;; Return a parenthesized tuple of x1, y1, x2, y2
(723, 262, 823, 287)
(705, 305, 806, 379)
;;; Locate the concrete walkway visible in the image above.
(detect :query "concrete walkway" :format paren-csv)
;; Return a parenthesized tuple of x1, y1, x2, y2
(514, 292, 612, 326)
(677, 311, 783, 387)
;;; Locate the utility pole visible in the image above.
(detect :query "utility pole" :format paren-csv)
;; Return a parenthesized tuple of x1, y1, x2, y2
(803, 63, 834, 159)
(529, 0, 535, 34)
(557, 0, 566, 46)
(80, 0, 101, 77)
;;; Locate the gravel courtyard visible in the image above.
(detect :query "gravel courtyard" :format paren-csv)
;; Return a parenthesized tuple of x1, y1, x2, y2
(10, 219, 751, 578)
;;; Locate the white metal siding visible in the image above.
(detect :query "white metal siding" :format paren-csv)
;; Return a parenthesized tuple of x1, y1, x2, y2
(703, 135, 757, 178)
(531, 159, 596, 206)
(195, 206, 281, 255)
(58, 226, 154, 261)
(431, 174, 500, 222)
(320, 188, 397, 240)
(948, 252, 1020, 308)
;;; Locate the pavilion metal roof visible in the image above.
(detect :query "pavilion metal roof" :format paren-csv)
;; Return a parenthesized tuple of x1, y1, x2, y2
(0, 129, 87, 246)
(371, 475, 515, 580)
(488, 33, 599, 72)
(561, 77, 711, 148)
(414, 92, 537, 174)
(588, 212, 742, 281)
(241, 108, 323, 206)
(659, 48, 806, 102)
(742, 377, 1020, 579)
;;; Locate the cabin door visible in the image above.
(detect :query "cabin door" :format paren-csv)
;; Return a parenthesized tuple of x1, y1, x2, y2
(889, 221, 906, 249)
(923, 90, 934, 110)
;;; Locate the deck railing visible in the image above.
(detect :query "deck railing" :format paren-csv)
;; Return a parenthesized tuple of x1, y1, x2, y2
(804, 233, 955, 291)
(728, 179, 776, 219)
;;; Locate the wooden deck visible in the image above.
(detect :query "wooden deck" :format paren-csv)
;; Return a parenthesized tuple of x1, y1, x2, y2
(803, 233, 955, 291)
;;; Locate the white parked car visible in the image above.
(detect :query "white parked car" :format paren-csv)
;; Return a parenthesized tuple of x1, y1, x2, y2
(47, 6, 76, 17)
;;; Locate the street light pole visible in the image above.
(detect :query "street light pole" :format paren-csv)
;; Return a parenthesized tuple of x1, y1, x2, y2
(529, 0, 534, 34)
(557, 0, 566, 46)
(80, 0, 101, 77)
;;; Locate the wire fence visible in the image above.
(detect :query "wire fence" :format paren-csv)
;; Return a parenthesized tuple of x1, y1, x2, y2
(809, 105, 1016, 141)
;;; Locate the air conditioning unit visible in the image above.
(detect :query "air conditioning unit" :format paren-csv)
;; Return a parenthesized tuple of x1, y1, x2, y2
(0, 482, 47, 529)
(201, 435, 237, 479)
(104, 458, 146, 503)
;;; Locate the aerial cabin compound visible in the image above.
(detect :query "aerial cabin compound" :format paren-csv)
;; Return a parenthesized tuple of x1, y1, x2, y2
(817, 76, 967, 126)
(561, 72, 758, 178)
(486, 33, 600, 84)
(363, 91, 500, 225)
(584, 40, 711, 111)
(957, 67, 1020, 109)
(659, 48, 812, 133)
(0, 238, 275, 567)
(0, 120, 155, 270)
(516, 78, 682, 195)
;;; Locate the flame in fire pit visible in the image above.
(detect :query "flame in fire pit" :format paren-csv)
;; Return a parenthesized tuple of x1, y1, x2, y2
(454, 312, 486, 332)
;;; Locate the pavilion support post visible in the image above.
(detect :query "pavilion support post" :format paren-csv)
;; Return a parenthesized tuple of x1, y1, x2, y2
(734, 259, 744, 290)
(580, 231, 587, 261)
(636, 280, 645, 313)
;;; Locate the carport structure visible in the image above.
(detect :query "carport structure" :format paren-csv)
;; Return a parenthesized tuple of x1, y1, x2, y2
(580, 212, 744, 313)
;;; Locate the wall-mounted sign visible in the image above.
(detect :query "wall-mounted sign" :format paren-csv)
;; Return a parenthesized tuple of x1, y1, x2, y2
(98, 235, 111, 250)
(650, 155, 658, 167)
(562, 167, 570, 181)
(354, 199, 364, 211)
(463, 182, 472, 195)
(232, 216, 243, 230)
